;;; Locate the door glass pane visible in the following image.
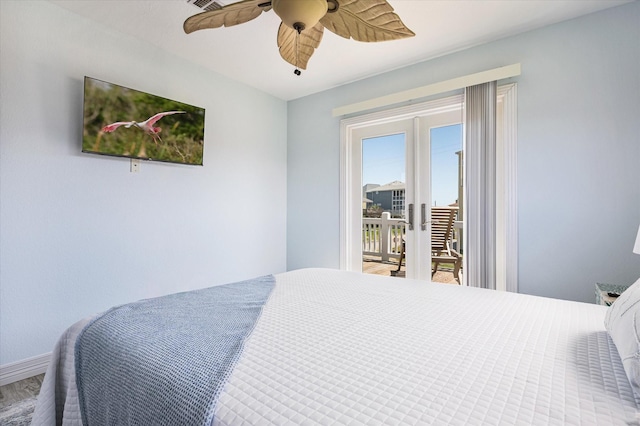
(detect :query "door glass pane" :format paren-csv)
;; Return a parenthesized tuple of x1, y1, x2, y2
(430, 124, 463, 284)
(361, 134, 406, 277)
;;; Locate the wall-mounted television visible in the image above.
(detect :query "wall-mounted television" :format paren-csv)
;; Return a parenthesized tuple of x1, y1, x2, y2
(82, 76, 205, 166)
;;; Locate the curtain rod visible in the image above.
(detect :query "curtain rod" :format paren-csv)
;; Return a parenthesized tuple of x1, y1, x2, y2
(332, 63, 521, 117)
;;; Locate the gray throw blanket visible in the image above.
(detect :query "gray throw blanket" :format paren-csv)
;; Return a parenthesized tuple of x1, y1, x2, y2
(75, 275, 275, 426)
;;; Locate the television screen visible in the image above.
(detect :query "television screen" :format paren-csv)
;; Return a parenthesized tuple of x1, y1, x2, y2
(82, 76, 205, 166)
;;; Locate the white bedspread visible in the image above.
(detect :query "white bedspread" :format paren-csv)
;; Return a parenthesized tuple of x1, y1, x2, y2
(33, 268, 640, 425)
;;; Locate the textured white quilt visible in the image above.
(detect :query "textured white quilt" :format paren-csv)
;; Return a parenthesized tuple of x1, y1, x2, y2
(33, 268, 640, 425)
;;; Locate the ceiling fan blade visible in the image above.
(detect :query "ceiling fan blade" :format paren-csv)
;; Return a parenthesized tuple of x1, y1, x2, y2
(320, 0, 415, 42)
(277, 22, 324, 70)
(184, 0, 272, 34)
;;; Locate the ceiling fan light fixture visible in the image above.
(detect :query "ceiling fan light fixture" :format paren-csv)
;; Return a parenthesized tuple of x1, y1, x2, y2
(272, 0, 328, 33)
(184, 0, 415, 73)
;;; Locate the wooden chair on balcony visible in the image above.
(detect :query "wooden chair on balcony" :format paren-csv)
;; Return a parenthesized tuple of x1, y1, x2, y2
(392, 206, 462, 284)
(431, 206, 462, 284)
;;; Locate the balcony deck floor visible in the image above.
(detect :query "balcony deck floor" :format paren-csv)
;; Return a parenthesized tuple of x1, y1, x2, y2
(362, 256, 459, 284)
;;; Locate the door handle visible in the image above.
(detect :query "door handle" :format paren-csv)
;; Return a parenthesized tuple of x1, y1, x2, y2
(421, 204, 437, 230)
(407, 204, 414, 230)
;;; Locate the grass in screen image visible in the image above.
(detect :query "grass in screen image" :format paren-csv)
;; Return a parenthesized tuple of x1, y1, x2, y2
(82, 77, 205, 165)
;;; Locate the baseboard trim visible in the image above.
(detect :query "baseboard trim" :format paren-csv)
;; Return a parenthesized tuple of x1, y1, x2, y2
(0, 353, 51, 386)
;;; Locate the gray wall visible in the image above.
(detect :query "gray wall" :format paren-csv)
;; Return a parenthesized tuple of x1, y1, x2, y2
(368, 190, 393, 213)
(287, 2, 640, 303)
(0, 1, 287, 365)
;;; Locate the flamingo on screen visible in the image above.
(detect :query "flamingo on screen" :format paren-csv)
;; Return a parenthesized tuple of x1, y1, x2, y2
(101, 111, 185, 145)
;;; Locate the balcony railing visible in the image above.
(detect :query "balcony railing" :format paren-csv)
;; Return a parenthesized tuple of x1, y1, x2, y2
(363, 211, 464, 263)
(362, 212, 405, 262)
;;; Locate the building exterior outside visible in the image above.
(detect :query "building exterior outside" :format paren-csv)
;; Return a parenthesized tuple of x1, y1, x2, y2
(365, 181, 405, 217)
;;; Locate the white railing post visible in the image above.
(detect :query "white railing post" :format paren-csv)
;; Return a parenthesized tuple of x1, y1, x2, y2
(381, 212, 390, 262)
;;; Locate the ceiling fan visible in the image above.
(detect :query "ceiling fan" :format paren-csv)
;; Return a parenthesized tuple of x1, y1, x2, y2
(184, 0, 415, 75)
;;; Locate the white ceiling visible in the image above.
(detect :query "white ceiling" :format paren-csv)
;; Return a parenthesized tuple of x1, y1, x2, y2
(49, 0, 629, 101)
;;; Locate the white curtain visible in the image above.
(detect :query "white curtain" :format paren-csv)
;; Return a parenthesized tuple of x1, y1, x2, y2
(465, 81, 497, 290)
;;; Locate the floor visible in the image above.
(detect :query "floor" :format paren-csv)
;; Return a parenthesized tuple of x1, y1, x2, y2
(0, 374, 44, 425)
(0, 375, 43, 408)
(362, 256, 459, 284)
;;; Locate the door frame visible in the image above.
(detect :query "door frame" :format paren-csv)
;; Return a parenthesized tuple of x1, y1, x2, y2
(339, 84, 517, 290)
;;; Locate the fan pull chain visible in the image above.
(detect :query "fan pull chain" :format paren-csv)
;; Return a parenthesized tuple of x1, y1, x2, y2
(294, 30, 301, 76)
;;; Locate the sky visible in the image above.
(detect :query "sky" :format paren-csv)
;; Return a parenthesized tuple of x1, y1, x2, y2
(362, 124, 462, 207)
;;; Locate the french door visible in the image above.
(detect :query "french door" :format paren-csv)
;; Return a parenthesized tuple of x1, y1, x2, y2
(348, 98, 463, 281)
(341, 85, 518, 291)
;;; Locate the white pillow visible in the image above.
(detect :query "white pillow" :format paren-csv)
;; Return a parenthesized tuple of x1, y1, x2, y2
(604, 277, 640, 397)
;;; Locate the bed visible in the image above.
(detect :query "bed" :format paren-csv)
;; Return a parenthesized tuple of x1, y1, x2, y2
(32, 268, 640, 425)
